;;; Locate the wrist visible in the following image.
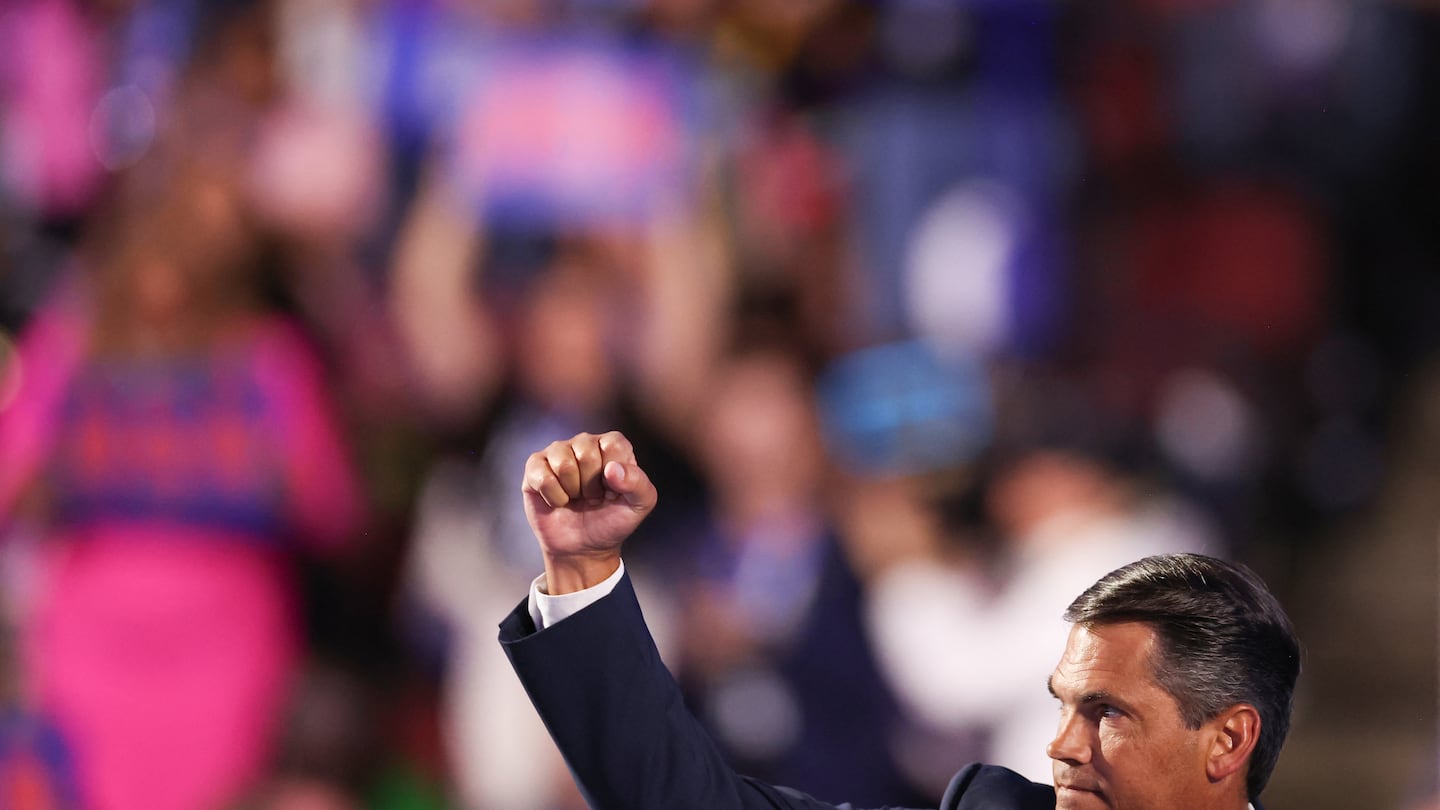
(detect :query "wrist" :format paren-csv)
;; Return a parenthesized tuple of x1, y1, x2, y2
(542, 552, 622, 595)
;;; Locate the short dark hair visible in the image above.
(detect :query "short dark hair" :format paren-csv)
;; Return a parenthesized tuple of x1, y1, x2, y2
(1064, 553, 1301, 799)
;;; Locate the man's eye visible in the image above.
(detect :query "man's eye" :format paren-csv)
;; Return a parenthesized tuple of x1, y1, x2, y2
(1098, 704, 1123, 719)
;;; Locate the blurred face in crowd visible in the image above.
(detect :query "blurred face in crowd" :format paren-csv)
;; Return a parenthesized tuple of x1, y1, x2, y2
(516, 264, 616, 412)
(1046, 622, 1221, 810)
(94, 160, 258, 350)
(698, 351, 822, 509)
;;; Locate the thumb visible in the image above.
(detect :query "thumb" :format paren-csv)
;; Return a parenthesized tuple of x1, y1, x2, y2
(604, 460, 656, 512)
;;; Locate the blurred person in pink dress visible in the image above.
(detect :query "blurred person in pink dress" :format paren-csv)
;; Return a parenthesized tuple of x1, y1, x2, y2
(0, 149, 366, 810)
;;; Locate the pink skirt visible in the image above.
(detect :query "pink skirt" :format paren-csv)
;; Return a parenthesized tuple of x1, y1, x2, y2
(24, 528, 299, 810)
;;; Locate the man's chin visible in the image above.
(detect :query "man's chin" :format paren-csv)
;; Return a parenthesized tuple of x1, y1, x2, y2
(1055, 785, 1109, 809)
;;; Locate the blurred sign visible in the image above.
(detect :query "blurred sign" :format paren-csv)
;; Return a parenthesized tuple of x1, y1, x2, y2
(818, 341, 994, 477)
(447, 38, 694, 229)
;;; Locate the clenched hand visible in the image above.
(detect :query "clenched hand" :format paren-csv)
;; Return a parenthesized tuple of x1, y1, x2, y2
(521, 431, 657, 594)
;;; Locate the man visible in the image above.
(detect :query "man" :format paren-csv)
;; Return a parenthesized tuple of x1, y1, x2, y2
(500, 432, 1301, 810)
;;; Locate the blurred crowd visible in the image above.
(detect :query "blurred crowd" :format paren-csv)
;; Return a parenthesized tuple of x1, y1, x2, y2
(1, 0, 1438, 808)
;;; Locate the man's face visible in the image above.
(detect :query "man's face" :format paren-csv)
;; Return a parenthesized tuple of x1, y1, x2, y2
(1046, 622, 1213, 810)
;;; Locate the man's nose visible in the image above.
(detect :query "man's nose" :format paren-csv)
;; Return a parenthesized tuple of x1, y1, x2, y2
(1046, 710, 1091, 764)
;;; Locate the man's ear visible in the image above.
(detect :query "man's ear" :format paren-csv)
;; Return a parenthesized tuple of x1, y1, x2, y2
(1206, 704, 1261, 784)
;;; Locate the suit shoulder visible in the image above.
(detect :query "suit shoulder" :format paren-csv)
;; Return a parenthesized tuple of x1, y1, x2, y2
(941, 763, 1054, 810)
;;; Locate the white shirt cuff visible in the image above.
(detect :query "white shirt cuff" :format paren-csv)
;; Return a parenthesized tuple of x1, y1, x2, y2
(528, 560, 626, 630)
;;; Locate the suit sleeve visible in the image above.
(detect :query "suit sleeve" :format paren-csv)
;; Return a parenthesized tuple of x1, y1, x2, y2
(499, 573, 928, 810)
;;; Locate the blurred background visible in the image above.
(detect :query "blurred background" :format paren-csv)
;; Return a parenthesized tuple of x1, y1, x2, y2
(0, 0, 1436, 808)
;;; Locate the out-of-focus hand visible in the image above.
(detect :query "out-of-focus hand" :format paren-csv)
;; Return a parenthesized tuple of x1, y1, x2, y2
(521, 431, 656, 594)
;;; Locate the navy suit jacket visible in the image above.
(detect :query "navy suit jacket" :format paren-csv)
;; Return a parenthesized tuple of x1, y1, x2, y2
(500, 573, 1056, 810)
